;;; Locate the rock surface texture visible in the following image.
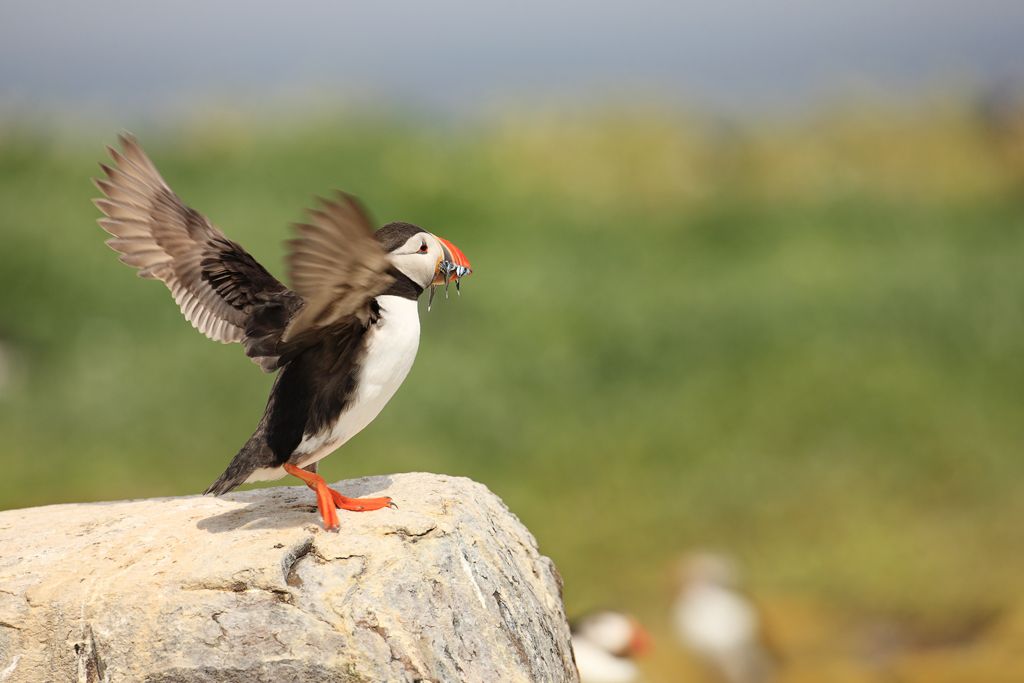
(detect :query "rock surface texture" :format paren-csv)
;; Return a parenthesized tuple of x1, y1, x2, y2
(0, 472, 578, 683)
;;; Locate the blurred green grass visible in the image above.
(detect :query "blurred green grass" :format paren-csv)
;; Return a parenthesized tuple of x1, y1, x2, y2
(1, 100, 1023, 627)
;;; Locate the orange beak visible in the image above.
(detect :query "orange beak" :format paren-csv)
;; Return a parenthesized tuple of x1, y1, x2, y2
(627, 619, 652, 657)
(433, 235, 473, 286)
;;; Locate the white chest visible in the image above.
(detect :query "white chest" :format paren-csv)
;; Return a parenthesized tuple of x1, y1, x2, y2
(294, 295, 421, 464)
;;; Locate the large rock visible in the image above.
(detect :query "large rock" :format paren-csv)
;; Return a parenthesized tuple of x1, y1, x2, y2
(0, 472, 577, 682)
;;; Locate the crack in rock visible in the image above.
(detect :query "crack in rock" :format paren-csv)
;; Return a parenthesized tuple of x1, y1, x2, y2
(281, 537, 318, 587)
(356, 620, 422, 678)
(74, 625, 108, 683)
(181, 579, 293, 604)
(492, 591, 532, 673)
(383, 524, 438, 542)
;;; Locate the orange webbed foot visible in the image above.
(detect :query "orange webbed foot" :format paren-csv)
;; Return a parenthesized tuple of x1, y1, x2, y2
(327, 489, 394, 512)
(283, 463, 393, 530)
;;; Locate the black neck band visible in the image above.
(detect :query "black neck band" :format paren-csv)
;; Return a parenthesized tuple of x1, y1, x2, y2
(381, 268, 424, 300)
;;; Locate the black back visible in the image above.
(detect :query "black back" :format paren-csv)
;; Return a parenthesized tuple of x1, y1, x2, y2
(264, 312, 378, 463)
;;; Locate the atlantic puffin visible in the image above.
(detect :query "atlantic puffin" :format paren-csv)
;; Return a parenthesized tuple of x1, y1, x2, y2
(570, 610, 651, 683)
(673, 553, 779, 683)
(93, 134, 472, 530)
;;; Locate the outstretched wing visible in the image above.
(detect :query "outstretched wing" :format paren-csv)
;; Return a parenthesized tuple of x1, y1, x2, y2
(282, 192, 395, 342)
(93, 134, 298, 369)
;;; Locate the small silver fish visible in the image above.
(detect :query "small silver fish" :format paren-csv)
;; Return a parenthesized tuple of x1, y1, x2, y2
(438, 260, 471, 281)
(428, 260, 471, 310)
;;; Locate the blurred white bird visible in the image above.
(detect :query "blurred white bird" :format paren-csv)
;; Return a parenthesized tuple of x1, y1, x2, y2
(672, 553, 778, 683)
(571, 610, 651, 683)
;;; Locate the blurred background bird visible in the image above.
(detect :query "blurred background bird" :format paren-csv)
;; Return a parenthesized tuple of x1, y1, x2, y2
(571, 610, 651, 683)
(673, 553, 778, 683)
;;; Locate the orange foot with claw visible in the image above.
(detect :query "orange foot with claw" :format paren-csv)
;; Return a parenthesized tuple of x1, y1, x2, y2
(283, 463, 394, 531)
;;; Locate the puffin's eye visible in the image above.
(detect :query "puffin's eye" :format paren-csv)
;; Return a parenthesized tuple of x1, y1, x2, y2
(418, 240, 428, 253)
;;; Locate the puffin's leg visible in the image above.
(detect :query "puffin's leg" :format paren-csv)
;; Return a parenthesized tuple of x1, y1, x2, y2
(299, 462, 393, 511)
(283, 463, 339, 531)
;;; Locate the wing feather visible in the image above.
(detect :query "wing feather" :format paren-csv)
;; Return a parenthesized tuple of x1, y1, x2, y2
(93, 134, 294, 362)
(282, 192, 394, 341)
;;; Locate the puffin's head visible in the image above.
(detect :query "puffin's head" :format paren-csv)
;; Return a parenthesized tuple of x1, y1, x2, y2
(375, 222, 472, 300)
(571, 611, 652, 659)
(679, 552, 740, 591)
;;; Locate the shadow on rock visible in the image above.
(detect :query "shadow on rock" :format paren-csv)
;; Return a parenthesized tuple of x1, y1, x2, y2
(195, 475, 394, 533)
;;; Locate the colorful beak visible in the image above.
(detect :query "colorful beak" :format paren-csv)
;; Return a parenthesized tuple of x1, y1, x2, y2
(628, 619, 652, 657)
(427, 235, 471, 310)
(434, 235, 472, 285)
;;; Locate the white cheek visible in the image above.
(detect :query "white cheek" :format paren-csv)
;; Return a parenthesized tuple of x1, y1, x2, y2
(395, 253, 435, 286)
(422, 256, 438, 283)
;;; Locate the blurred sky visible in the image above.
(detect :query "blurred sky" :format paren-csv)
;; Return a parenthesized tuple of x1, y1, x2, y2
(2, 0, 1023, 117)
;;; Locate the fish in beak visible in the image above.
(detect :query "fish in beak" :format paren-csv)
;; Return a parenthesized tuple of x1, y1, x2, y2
(429, 235, 472, 309)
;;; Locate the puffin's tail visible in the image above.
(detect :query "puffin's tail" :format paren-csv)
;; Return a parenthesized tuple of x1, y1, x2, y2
(204, 469, 247, 496)
(203, 435, 270, 496)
